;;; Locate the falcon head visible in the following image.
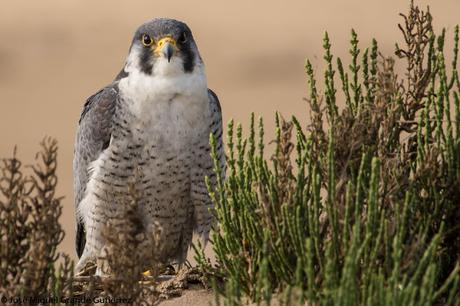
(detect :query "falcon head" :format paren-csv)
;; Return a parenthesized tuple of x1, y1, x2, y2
(122, 18, 201, 77)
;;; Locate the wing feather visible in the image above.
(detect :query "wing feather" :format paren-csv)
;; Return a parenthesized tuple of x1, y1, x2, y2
(73, 85, 118, 257)
(207, 89, 225, 175)
(191, 89, 225, 243)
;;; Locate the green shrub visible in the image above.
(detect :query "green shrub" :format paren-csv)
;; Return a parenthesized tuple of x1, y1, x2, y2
(197, 2, 460, 305)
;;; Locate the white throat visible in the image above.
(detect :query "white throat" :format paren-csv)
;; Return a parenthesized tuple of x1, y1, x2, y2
(117, 47, 209, 132)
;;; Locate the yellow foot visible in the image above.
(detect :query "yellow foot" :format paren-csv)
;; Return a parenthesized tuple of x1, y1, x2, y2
(143, 270, 153, 277)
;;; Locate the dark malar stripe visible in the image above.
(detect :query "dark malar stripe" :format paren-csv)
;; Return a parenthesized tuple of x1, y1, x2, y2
(139, 46, 154, 75)
(181, 42, 195, 73)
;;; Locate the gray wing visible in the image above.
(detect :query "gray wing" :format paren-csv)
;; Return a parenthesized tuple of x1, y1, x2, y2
(73, 85, 118, 258)
(191, 89, 225, 244)
(207, 89, 225, 175)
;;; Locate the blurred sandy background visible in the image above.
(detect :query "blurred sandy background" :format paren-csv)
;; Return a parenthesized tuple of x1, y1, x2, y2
(0, 1, 458, 302)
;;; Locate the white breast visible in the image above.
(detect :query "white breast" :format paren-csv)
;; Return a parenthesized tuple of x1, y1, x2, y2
(118, 53, 210, 149)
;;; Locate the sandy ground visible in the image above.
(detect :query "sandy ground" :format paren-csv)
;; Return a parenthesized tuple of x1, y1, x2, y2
(160, 287, 214, 306)
(0, 1, 458, 304)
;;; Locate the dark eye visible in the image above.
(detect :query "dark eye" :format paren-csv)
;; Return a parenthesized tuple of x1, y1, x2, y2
(142, 34, 153, 46)
(180, 32, 188, 43)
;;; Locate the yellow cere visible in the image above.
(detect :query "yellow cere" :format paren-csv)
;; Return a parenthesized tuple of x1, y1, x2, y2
(154, 37, 178, 53)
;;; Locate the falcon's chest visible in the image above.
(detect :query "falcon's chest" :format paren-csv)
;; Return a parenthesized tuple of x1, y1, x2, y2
(117, 65, 210, 150)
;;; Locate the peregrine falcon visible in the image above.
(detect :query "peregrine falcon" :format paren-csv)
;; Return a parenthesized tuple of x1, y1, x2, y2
(73, 18, 224, 273)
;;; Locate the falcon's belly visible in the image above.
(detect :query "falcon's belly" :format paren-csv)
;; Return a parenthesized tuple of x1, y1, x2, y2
(95, 126, 201, 262)
(78, 64, 211, 265)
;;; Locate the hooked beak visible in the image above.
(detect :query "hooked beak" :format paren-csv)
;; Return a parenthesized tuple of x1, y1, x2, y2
(163, 43, 174, 62)
(155, 37, 177, 63)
